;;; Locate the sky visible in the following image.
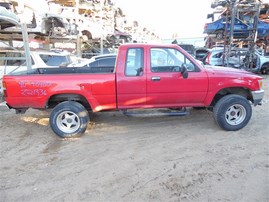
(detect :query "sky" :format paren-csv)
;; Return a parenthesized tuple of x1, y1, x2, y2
(115, 0, 213, 39)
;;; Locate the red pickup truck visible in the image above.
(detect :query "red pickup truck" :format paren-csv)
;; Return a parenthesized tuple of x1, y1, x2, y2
(2, 44, 264, 138)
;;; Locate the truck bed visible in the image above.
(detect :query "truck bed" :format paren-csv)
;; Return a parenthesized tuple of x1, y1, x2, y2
(3, 70, 117, 111)
(9, 66, 115, 75)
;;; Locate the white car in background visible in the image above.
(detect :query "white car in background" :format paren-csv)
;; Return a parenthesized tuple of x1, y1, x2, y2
(69, 54, 116, 67)
(204, 48, 269, 74)
(0, 49, 72, 92)
(68, 54, 116, 73)
(256, 49, 269, 75)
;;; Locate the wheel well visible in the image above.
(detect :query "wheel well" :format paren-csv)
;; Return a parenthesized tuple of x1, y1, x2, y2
(261, 62, 269, 68)
(47, 94, 91, 111)
(210, 87, 252, 107)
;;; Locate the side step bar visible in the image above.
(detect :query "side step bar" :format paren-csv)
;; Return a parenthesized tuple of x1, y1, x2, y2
(122, 108, 190, 117)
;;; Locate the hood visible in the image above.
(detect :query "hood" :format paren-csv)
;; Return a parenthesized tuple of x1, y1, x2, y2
(204, 65, 255, 76)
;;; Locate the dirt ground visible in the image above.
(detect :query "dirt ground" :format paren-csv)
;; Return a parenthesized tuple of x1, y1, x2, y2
(0, 75, 268, 202)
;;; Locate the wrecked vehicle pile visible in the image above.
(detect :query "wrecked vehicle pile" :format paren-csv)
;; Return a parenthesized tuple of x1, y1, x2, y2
(203, 0, 269, 74)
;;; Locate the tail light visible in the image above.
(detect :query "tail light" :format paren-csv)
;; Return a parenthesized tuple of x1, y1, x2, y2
(2, 81, 7, 97)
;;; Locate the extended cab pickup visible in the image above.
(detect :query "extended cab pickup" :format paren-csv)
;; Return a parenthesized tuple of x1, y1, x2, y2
(2, 44, 264, 138)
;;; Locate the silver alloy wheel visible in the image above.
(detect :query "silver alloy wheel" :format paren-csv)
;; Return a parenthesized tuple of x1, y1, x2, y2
(56, 111, 80, 133)
(225, 104, 246, 126)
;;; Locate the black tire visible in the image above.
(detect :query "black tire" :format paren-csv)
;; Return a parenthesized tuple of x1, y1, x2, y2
(213, 95, 252, 131)
(261, 64, 269, 75)
(49, 101, 89, 138)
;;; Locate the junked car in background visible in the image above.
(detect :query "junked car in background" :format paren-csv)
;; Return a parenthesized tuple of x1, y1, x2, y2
(203, 47, 269, 74)
(255, 49, 269, 74)
(195, 47, 209, 62)
(0, 49, 72, 93)
(204, 17, 269, 40)
(0, 2, 68, 36)
(0, 4, 19, 30)
(68, 54, 116, 73)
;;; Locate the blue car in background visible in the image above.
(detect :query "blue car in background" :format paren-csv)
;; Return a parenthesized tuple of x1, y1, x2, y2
(204, 17, 269, 40)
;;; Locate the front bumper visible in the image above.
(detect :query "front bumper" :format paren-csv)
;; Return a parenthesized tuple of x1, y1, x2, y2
(251, 89, 264, 106)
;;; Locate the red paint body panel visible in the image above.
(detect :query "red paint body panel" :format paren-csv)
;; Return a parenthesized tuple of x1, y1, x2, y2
(116, 44, 147, 109)
(4, 74, 116, 112)
(203, 65, 262, 105)
(146, 72, 209, 107)
(2, 44, 263, 112)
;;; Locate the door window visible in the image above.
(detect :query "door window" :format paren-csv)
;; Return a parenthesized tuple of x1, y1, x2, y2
(125, 48, 143, 76)
(150, 48, 198, 72)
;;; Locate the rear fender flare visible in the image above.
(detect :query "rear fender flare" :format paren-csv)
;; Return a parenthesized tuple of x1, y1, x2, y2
(46, 93, 92, 111)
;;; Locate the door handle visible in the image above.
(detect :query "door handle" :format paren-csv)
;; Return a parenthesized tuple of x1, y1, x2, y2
(151, 76, 161, 81)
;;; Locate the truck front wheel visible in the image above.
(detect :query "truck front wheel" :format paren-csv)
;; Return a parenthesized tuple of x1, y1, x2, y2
(213, 95, 252, 131)
(49, 101, 89, 138)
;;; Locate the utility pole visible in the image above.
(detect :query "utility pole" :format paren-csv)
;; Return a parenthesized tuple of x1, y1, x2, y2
(226, 0, 236, 67)
(18, 1, 32, 70)
(21, 23, 32, 70)
(248, 2, 260, 70)
(100, 0, 104, 54)
(75, 0, 82, 57)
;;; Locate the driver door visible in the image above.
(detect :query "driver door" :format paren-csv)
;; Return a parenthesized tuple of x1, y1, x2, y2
(146, 47, 208, 107)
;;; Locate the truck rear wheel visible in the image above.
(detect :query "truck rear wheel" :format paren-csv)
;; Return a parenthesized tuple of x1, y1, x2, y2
(213, 95, 252, 131)
(49, 101, 89, 138)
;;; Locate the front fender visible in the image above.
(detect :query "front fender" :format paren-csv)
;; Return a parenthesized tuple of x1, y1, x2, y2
(204, 75, 261, 106)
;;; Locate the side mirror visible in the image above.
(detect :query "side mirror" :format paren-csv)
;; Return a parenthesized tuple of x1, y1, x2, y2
(136, 67, 143, 76)
(181, 64, 189, 79)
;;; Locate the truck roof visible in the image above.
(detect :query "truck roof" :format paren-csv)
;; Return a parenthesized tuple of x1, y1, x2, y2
(119, 43, 180, 49)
